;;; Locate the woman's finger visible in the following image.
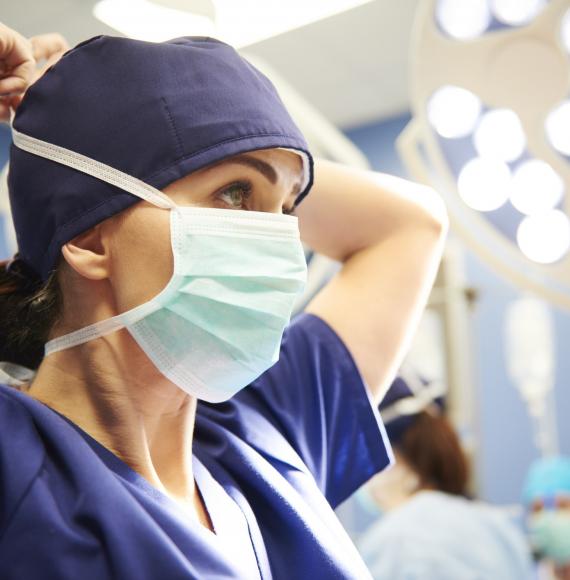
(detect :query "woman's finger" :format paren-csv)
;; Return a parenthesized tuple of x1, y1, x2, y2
(0, 72, 30, 95)
(30, 33, 68, 62)
(0, 23, 35, 95)
(0, 97, 11, 122)
(30, 49, 67, 84)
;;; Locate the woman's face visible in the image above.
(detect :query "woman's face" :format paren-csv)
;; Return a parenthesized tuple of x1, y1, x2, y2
(100, 148, 304, 314)
(530, 495, 570, 513)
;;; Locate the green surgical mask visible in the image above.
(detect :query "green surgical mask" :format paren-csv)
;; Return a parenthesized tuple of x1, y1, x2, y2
(529, 511, 570, 565)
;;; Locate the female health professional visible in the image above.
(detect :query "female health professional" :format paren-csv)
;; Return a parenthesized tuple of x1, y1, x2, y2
(0, 25, 448, 580)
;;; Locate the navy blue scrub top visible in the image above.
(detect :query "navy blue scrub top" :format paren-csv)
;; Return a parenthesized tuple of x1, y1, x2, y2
(0, 313, 392, 579)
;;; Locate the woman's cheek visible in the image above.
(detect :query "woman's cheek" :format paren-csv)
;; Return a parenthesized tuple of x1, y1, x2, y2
(111, 207, 174, 310)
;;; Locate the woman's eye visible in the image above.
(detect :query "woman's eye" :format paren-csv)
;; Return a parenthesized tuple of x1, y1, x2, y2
(217, 181, 252, 209)
(216, 180, 295, 214)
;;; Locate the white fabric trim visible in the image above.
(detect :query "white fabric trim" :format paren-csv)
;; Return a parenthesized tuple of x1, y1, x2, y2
(45, 298, 162, 355)
(380, 380, 447, 423)
(11, 131, 312, 209)
(173, 206, 300, 239)
(11, 129, 176, 210)
(277, 147, 311, 196)
(0, 362, 36, 387)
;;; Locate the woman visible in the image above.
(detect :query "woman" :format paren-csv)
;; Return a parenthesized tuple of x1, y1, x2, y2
(356, 375, 533, 579)
(0, 28, 447, 579)
(523, 456, 570, 580)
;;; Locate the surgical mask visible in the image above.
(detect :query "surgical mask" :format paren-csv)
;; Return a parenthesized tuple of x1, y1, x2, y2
(13, 129, 307, 403)
(353, 484, 384, 518)
(529, 511, 570, 565)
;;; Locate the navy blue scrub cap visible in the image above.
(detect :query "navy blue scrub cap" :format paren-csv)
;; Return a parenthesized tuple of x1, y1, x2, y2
(8, 35, 314, 281)
(379, 374, 446, 444)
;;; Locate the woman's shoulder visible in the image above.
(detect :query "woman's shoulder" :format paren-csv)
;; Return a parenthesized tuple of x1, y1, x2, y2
(0, 383, 43, 440)
(0, 384, 47, 531)
(0, 384, 47, 467)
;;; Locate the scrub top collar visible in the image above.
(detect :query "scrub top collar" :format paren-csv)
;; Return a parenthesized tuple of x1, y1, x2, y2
(49, 403, 264, 578)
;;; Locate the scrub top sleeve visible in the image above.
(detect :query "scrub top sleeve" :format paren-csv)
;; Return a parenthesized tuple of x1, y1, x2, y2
(244, 312, 393, 508)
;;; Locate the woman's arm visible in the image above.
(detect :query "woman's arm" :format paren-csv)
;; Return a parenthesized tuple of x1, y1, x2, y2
(296, 159, 448, 406)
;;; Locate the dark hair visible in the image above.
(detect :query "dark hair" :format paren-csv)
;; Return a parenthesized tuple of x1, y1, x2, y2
(0, 260, 62, 370)
(397, 410, 470, 496)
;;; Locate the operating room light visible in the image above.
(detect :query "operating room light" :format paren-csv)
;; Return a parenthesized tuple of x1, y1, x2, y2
(509, 160, 565, 216)
(473, 109, 526, 163)
(435, 0, 491, 40)
(517, 210, 570, 264)
(457, 157, 511, 212)
(94, 0, 376, 47)
(490, 0, 547, 26)
(427, 86, 482, 139)
(545, 100, 570, 157)
(399, 0, 570, 306)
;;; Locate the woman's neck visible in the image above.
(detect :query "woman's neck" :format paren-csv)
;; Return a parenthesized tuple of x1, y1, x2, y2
(27, 329, 198, 505)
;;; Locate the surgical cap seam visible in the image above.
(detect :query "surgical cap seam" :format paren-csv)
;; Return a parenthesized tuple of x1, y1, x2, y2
(160, 97, 185, 160)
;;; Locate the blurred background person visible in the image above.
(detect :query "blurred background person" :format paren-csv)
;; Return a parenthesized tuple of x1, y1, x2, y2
(523, 456, 570, 580)
(356, 374, 533, 580)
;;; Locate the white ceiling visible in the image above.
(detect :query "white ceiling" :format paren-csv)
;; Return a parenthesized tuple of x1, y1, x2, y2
(1, 0, 420, 129)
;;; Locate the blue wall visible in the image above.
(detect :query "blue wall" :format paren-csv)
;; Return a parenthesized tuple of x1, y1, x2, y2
(344, 114, 570, 504)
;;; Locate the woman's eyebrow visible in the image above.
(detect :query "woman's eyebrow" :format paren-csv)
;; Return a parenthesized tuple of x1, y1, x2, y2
(228, 155, 278, 184)
(205, 154, 303, 196)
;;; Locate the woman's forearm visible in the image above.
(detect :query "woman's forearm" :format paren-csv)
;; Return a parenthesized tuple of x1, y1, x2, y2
(297, 159, 448, 263)
(297, 159, 448, 404)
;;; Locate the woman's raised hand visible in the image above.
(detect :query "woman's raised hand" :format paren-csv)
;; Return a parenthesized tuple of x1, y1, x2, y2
(0, 22, 68, 122)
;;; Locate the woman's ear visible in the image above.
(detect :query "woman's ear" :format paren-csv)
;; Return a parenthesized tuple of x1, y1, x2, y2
(61, 225, 110, 281)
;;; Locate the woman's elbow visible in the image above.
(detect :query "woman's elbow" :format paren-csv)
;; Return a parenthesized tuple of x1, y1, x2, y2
(412, 184, 450, 236)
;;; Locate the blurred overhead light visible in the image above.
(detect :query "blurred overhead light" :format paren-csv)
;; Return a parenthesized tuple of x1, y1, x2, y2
(545, 99, 570, 157)
(457, 157, 511, 212)
(473, 108, 526, 163)
(509, 159, 565, 216)
(94, 0, 216, 42)
(427, 85, 482, 139)
(435, 0, 491, 40)
(517, 210, 570, 264)
(93, 0, 375, 47)
(490, 0, 547, 26)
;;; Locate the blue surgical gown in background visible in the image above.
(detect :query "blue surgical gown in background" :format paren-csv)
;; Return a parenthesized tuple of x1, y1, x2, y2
(0, 313, 392, 579)
(357, 490, 534, 580)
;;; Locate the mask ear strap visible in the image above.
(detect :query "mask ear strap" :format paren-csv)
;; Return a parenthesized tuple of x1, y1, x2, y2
(0, 361, 36, 387)
(44, 297, 162, 356)
(11, 128, 176, 210)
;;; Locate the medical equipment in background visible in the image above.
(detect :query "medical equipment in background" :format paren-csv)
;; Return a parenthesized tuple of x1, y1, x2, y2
(399, 0, 570, 305)
(399, 0, 570, 456)
(505, 296, 559, 456)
